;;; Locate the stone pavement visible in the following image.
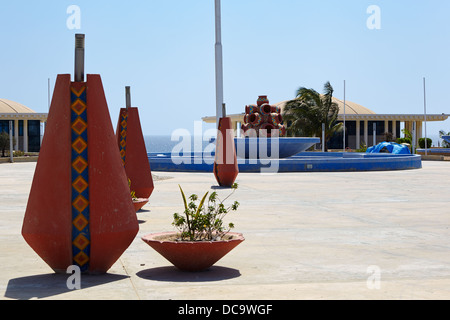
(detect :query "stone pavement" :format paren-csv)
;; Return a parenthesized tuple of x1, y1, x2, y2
(1, 161, 449, 300)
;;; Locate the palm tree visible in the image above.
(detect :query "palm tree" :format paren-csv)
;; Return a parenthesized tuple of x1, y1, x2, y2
(282, 81, 343, 151)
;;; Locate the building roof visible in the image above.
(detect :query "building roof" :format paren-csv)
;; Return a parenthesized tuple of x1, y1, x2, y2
(0, 99, 36, 114)
(0, 99, 47, 121)
(274, 97, 376, 115)
(202, 97, 449, 123)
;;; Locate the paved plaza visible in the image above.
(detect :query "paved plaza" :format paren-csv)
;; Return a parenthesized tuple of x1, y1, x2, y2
(1, 161, 449, 300)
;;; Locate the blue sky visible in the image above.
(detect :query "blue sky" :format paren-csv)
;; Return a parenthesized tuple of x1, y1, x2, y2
(1, 0, 449, 141)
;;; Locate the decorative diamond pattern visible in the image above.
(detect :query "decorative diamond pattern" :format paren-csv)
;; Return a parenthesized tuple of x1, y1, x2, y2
(71, 117, 88, 135)
(72, 137, 88, 154)
(73, 234, 90, 250)
(73, 214, 89, 232)
(72, 176, 88, 193)
(74, 251, 89, 267)
(71, 84, 90, 272)
(71, 87, 86, 97)
(72, 156, 88, 174)
(71, 99, 87, 115)
(73, 195, 89, 213)
(119, 111, 128, 165)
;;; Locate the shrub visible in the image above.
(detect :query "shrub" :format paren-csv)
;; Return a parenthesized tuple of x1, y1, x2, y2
(418, 138, 432, 148)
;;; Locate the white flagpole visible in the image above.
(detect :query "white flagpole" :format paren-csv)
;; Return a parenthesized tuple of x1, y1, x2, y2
(215, 0, 224, 126)
(423, 77, 428, 156)
(9, 120, 14, 163)
(343, 80, 346, 151)
(48, 78, 51, 110)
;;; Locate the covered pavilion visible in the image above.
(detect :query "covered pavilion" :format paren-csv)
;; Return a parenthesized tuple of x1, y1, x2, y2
(202, 97, 449, 150)
(0, 99, 47, 152)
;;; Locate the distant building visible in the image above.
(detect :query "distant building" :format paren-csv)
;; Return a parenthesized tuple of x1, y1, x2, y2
(0, 99, 48, 152)
(202, 97, 449, 150)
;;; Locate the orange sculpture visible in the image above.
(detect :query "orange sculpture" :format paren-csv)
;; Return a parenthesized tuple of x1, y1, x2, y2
(22, 35, 138, 274)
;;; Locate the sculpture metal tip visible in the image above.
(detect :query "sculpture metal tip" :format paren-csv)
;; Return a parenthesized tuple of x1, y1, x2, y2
(75, 33, 85, 48)
(74, 34, 85, 82)
(125, 86, 131, 109)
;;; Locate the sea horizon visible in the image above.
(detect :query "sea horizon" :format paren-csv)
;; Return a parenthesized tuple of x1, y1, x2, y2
(144, 133, 446, 154)
(144, 135, 214, 153)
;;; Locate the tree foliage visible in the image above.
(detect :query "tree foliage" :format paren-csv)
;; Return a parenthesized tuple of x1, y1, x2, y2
(282, 82, 343, 151)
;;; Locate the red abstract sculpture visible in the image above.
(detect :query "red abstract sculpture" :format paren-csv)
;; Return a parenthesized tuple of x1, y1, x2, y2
(242, 96, 287, 138)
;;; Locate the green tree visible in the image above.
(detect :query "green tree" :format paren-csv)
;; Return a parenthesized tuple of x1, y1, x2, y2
(0, 132, 10, 157)
(282, 81, 343, 151)
(397, 129, 412, 145)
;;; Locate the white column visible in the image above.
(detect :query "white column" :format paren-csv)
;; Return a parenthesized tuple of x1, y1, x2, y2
(384, 120, 389, 135)
(9, 120, 13, 163)
(23, 119, 28, 153)
(14, 119, 19, 151)
(232, 121, 238, 135)
(404, 121, 410, 137)
(392, 120, 397, 139)
(356, 120, 361, 149)
(417, 121, 423, 140)
(364, 120, 368, 147)
(373, 123, 377, 146)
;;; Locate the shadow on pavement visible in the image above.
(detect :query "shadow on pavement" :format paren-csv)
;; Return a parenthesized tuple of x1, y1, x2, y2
(4, 273, 129, 300)
(136, 266, 241, 282)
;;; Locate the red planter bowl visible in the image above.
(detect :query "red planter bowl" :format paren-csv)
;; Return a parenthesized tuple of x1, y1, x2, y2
(141, 232, 245, 272)
(133, 198, 149, 212)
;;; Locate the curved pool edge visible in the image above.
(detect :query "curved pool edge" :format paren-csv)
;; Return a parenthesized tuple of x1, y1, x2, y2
(417, 148, 450, 156)
(148, 152, 422, 173)
(209, 137, 322, 159)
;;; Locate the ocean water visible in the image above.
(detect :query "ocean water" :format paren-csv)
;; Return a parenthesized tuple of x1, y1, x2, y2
(144, 135, 214, 153)
(144, 134, 447, 154)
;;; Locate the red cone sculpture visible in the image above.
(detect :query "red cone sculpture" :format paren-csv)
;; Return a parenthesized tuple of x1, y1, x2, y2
(22, 74, 139, 274)
(116, 106, 154, 201)
(213, 117, 239, 187)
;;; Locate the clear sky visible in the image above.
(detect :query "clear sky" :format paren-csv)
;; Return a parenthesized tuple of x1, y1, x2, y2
(1, 0, 449, 142)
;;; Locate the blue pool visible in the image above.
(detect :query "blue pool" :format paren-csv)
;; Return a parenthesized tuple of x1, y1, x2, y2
(148, 151, 422, 173)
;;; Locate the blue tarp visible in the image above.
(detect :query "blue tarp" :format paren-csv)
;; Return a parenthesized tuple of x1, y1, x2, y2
(366, 142, 411, 155)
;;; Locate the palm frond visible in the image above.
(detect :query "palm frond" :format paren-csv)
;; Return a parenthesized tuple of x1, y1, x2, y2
(284, 82, 341, 150)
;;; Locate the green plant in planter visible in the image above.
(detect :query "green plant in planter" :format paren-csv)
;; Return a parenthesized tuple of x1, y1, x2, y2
(173, 183, 240, 242)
